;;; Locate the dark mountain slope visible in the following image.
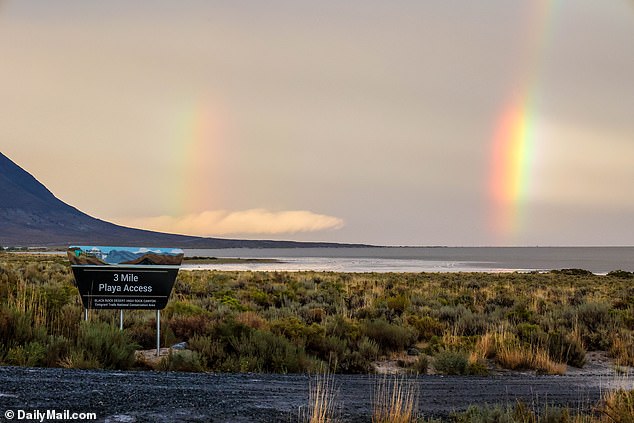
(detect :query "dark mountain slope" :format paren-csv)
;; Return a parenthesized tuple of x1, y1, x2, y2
(0, 152, 360, 248)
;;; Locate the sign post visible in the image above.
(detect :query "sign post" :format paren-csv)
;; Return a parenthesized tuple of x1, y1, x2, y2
(68, 246, 184, 356)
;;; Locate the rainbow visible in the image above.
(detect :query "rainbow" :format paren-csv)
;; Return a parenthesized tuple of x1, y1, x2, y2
(170, 100, 227, 216)
(489, 1, 560, 243)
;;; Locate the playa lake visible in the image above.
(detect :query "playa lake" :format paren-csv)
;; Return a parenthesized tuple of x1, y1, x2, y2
(183, 246, 634, 274)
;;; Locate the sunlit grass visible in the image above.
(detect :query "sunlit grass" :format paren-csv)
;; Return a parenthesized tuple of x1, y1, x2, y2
(372, 375, 418, 423)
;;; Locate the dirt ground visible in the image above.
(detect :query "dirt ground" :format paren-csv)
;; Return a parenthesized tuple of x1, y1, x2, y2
(1, 363, 632, 423)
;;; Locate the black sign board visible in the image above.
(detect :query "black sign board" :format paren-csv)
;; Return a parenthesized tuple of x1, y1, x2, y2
(68, 246, 183, 310)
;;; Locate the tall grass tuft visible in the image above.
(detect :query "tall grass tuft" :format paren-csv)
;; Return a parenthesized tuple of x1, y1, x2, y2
(302, 370, 339, 423)
(372, 375, 418, 423)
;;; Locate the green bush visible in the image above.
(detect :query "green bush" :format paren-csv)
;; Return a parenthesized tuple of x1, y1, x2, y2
(6, 342, 46, 367)
(189, 334, 227, 369)
(362, 319, 417, 354)
(74, 322, 137, 369)
(43, 335, 72, 367)
(229, 330, 310, 373)
(386, 294, 410, 314)
(158, 350, 205, 372)
(433, 350, 469, 375)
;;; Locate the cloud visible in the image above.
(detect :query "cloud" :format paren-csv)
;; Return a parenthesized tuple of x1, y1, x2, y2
(119, 209, 344, 237)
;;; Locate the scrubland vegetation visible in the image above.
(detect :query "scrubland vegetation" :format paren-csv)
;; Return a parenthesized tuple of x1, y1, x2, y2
(2, 253, 634, 421)
(1, 253, 634, 376)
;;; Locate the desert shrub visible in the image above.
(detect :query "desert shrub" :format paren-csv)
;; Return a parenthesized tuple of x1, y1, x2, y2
(74, 321, 137, 369)
(437, 304, 468, 324)
(210, 319, 251, 342)
(546, 332, 586, 368)
(577, 302, 612, 331)
(58, 350, 100, 370)
(248, 289, 272, 308)
(516, 323, 543, 344)
(6, 341, 46, 367)
(451, 404, 515, 423)
(189, 334, 227, 369)
(298, 306, 326, 324)
(386, 294, 410, 315)
(164, 301, 209, 318)
(506, 303, 535, 325)
(160, 324, 178, 347)
(306, 334, 347, 364)
(358, 336, 380, 362)
(126, 319, 158, 349)
(577, 302, 613, 350)
(455, 310, 488, 336)
(610, 331, 634, 367)
(607, 270, 634, 279)
(622, 307, 634, 331)
(270, 316, 309, 343)
(51, 303, 82, 339)
(168, 314, 212, 340)
(362, 319, 417, 354)
(467, 358, 489, 376)
(0, 305, 47, 349)
(407, 315, 445, 341)
(326, 315, 362, 341)
(554, 268, 593, 276)
(338, 350, 373, 373)
(235, 311, 269, 330)
(451, 402, 572, 423)
(223, 329, 311, 373)
(158, 350, 205, 372)
(433, 350, 469, 375)
(43, 335, 72, 367)
(41, 284, 77, 315)
(413, 355, 429, 374)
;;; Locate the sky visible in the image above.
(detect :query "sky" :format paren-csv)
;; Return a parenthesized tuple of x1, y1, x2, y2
(1, 0, 634, 246)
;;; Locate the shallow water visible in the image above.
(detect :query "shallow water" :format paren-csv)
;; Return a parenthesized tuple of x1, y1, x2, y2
(183, 246, 634, 273)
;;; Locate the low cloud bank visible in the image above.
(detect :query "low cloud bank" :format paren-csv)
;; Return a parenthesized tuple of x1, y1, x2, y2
(119, 209, 344, 237)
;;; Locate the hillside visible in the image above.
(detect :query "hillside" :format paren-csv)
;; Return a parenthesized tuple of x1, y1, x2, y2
(0, 152, 357, 248)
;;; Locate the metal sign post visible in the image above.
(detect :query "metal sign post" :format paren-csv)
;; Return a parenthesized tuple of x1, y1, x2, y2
(68, 246, 183, 358)
(156, 310, 161, 357)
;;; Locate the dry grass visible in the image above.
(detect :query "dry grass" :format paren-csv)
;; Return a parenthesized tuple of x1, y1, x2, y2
(473, 326, 567, 375)
(611, 333, 634, 368)
(7, 277, 47, 327)
(596, 389, 634, 423)
(497, 343, 566, 375)
(303, 371, 339, 423)
(372, 375, 418, 423)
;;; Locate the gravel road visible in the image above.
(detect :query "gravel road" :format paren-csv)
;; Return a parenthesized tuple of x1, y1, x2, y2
(1, 367, 633, 422)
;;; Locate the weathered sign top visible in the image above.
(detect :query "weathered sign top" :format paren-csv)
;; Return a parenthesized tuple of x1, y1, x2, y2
(68, 246, 184, 267)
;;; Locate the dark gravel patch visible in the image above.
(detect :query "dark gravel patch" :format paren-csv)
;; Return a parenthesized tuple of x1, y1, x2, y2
(0, 367, 632, 422)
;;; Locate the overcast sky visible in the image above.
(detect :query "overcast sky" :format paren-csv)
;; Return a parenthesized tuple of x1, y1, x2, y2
(2, 0, 633, 246)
